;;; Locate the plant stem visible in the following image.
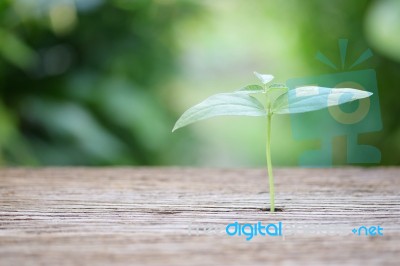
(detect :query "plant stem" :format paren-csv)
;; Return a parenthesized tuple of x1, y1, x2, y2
(266, 113, 275, 212)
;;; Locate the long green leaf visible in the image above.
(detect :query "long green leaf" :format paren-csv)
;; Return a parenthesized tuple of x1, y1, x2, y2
(236, 84, 264, 94)
(272, 86, 372, 114)
(172, 93, 267, 132)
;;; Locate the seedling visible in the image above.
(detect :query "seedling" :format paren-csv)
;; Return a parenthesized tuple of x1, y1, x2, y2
(172, 72, 372, 212)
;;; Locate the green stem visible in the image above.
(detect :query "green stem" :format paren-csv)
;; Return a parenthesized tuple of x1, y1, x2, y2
(266, 113, 275, 212)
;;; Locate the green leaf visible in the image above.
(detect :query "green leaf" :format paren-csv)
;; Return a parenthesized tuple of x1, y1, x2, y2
(236, 84, 264, 94)
(272, 86, 373, 114)
(172, 93, 267, 132)
(267, 83, 287, 90)
(254, 72, 274, 84)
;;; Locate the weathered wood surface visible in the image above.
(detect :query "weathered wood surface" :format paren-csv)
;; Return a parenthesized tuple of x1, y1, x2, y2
(0, 167, 399, 266)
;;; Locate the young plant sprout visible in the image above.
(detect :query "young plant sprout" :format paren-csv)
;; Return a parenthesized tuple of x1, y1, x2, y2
(172, 72, 372, 212)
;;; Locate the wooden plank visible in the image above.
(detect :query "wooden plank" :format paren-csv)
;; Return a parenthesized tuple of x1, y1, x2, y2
(0, 167, 399, 265)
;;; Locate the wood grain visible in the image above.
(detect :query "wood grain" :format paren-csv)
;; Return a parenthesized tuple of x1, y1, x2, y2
(0, 167, 399, 265)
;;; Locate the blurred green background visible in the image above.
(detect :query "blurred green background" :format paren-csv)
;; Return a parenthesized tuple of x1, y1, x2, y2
(0, 0, 399, 166)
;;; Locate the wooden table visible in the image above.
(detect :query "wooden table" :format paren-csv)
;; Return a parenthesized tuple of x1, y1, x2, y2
(0, 167, 399, 265)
